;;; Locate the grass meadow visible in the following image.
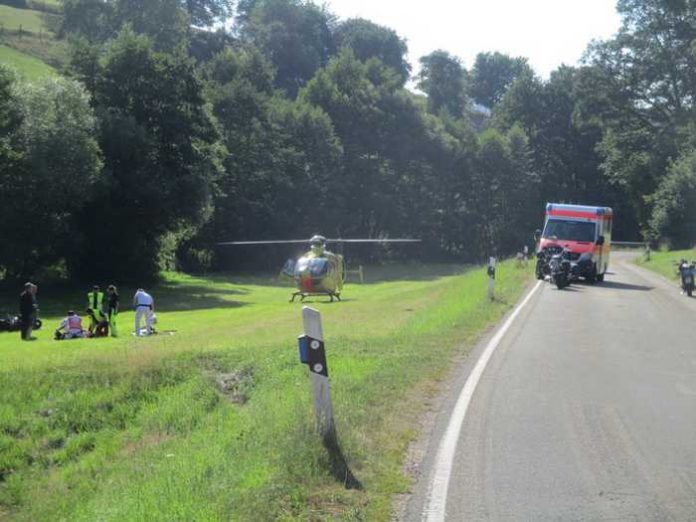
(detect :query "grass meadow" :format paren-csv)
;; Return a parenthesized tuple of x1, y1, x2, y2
(0, 45, 55, 80)
(0, 2, 66, 72)
(0, 261, 533, 520)
(0, 5, 48, 33)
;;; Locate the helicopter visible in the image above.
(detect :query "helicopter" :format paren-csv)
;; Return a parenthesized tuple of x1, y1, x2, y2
(218, 235, 421, 302)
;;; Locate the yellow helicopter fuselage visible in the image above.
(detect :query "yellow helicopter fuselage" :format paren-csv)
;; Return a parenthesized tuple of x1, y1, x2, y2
(291, 248, 345, 301)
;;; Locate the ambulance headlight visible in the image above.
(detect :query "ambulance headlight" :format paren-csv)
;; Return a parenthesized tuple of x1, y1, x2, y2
(578, 252, 593, 263)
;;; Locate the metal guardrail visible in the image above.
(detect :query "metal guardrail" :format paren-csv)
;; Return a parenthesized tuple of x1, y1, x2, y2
(612, 241, 649, 247)
(612, 241, 651, 260)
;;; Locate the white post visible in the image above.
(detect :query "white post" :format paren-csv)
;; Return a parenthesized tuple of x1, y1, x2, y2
(299, 307, 336, 441)
(487, 257, 497, 301)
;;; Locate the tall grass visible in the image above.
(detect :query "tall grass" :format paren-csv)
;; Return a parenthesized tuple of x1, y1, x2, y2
(0, 262, 532, 520)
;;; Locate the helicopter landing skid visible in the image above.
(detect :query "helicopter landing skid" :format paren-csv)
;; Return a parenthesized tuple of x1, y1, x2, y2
(290, 292, 341, 303)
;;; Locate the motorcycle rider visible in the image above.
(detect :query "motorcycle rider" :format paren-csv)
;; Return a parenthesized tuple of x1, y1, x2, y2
(678, 259, 695, 296)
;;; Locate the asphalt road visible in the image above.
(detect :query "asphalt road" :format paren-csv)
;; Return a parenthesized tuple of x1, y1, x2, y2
(404, 253, 696, 521)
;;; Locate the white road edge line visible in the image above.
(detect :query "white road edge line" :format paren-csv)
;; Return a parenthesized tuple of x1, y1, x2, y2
(422, 280, 543, 522)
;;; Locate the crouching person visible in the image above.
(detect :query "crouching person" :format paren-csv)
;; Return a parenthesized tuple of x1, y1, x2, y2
(55, 311, 85, 340)
(85, 308, 109, 337)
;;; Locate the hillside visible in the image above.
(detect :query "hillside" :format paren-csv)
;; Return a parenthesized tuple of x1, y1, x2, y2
(0, 44, 55, 79)
(0, 1, 66, 77)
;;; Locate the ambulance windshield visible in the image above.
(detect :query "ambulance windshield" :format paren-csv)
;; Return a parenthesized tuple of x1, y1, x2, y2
(543, 219, 596, 242)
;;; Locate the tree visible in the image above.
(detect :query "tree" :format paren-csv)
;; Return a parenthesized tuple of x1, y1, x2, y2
(236, 0, 336, 97)
(583, 0, 696, 234)
(112, 0, 189, 51)
(0, 66, 22, 157)
(61, 0, 114, 42)
(0, 75, 102, 279)
(467, 126, 538, 257)
(333, 18, 410, 83)
(188, 28, 236, 63)
(62, 0, 234, 42)
(183, 0, 234, 26)
(182, 46, 342, 270)
(0, 66, 24, 275)
(72, 28, 225, 280)
(418, 50, 468, 117)
(649, 150, 696, 246)
(470, 51, 531, 109)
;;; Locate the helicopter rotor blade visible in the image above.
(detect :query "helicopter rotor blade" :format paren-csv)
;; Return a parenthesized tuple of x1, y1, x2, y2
(217, 238, 422, 246)
(326, 239, 422, 244)
(217, 239, 310, 246)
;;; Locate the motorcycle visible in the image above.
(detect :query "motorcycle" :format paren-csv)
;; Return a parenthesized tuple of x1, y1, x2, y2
(537, 245, 572, 289)
(0, 312, 42, 333)
(678, 259, 695, 297)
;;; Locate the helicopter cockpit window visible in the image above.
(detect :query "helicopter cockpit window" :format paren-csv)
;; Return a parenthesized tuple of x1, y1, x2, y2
(294, 257, 330, 277)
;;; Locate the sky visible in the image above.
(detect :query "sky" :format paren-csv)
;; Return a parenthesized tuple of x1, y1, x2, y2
(324, 0, 622, 78)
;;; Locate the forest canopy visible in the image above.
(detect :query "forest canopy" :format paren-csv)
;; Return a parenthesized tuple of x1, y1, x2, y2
(2, 0, 695, 281)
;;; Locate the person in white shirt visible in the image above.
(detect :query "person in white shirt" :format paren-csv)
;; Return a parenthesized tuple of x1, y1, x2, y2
(55, 311, 85, 340)
(133, 288, 155, 336)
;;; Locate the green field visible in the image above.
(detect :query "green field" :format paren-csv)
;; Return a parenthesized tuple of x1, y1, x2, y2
(0, 5, 50, 33)
(637, 248, 696, 281)
(0, 44, 55, 80)
(0, 2, 66, 71)
(0, 262, 533, 520)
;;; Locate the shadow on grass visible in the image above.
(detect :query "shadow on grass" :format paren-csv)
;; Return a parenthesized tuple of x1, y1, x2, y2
(0, 283, 250, 317)
(204, 263, 476, 287)
(154, 284, 249, 312)
(323, 429, 362, 490)
(353, 263, 471, 284)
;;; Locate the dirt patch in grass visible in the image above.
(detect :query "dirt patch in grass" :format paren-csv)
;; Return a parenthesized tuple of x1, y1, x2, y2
(122, 432, 172, 456)
(208, 368, 254, 405)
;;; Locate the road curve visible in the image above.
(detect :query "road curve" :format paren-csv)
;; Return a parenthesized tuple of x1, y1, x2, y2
(404, 253, 696, 521)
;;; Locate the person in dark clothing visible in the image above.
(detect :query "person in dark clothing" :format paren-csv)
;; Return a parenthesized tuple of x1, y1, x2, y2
(107, 285, 119, 337)
(19, 282, 36, 340)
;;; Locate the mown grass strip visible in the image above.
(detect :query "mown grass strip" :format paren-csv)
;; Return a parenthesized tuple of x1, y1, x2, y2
(0, 262, 532, 520)
(0, 45, 55, 80)
(0, 5, 51, 34)
(636, 248, 696, 281)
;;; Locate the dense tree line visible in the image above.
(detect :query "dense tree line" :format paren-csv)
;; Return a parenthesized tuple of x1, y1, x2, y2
(1, 0, 695, 281)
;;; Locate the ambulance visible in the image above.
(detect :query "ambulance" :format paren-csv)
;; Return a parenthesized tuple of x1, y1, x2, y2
(536, 203, 613, 282)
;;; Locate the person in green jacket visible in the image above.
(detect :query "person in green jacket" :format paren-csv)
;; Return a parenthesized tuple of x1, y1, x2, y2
(87, 285, 104, 335)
